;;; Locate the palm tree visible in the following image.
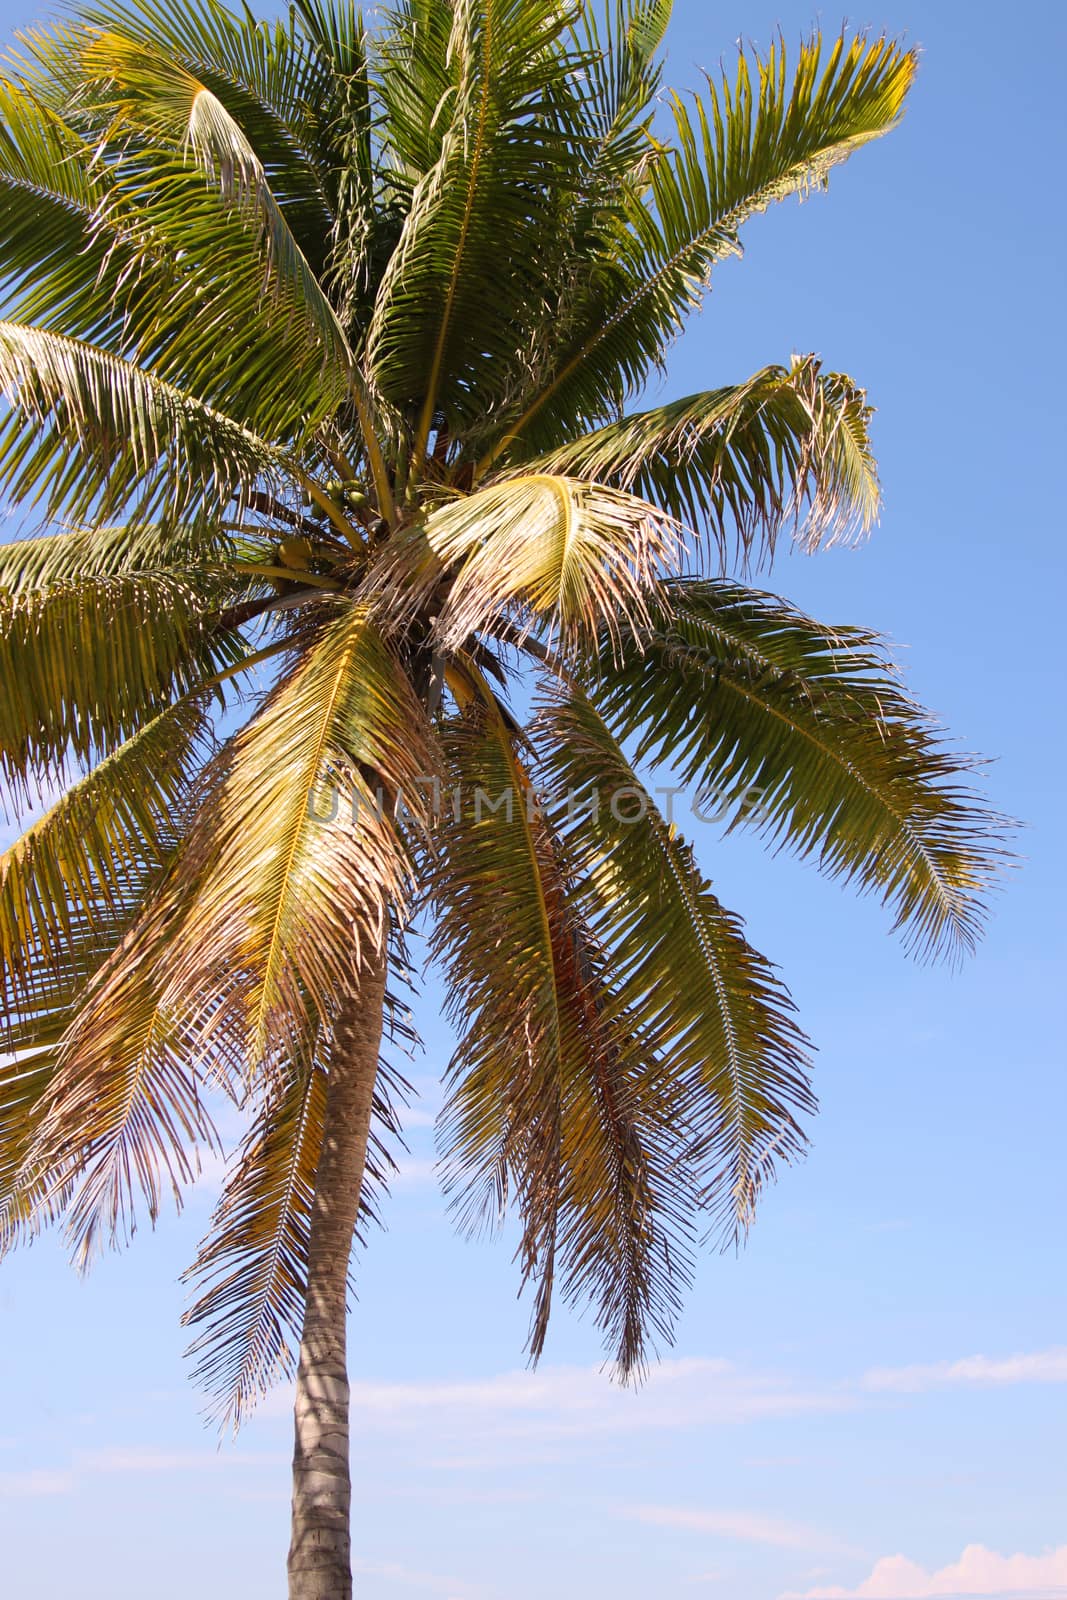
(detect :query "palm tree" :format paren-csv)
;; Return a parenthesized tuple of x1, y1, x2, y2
(0, 1, 1006, 1594)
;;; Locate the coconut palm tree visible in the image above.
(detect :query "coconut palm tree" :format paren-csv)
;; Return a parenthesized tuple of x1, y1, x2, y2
(0, 2, 1006, 1595)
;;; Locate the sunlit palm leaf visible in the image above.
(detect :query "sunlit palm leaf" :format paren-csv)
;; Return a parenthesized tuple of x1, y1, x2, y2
(181, 1004, 407, 1427)
(0, 889, 219, 1265)
(0, 697, 213, 1050)
(159, 603, 436, 1078)
(82, 31, 352, 395)
(530, 357, 879, 566)
(384, 474, 682, 652)
(183, 1048, 328, 1425)
(0, 566, 246, 790)
(75, 0, 337, 256)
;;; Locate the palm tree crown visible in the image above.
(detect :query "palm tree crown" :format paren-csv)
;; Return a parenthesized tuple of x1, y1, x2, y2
(0, 6, 1006, 1586)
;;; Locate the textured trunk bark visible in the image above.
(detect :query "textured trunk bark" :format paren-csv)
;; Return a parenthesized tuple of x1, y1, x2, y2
(287, 940, 388, 1600)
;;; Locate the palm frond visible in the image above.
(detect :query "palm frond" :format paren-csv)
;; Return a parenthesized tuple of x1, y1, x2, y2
(367, 0, 589, 467)
(0, 320, 291, 525)
(182, 1047, 327, 1425)
(431, 680, 695, 1372)
(590, 579, 1011, 959)
(0, 64, 345, 444)
(180, 1000, 407, 1428)
(157, 603, 436, 1080)
(81, 29, 353, 396)
(529, 357, 879, 566)
(383, 474, 682, 653)
(74, 0, 337, 256)
(0, 566, 246, 791)
(534, 687, 812, 1244)
(0, 890, 220, 1265)
(0, 697, 213, 1053)
(481, 30, 916, 464)
(0, 522, 259, 595)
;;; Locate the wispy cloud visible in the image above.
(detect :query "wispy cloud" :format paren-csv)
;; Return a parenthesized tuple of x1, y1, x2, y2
(260, 1340, 1067, 1462)
(783, 1543, 1067, 1598)
(862, 1349, 1067, 1394)
(625, 1503, 851, 1553)
(337, 1357, 845, 1450)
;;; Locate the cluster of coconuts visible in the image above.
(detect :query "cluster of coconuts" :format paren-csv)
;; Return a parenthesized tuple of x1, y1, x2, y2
(278, 480, 377, 569)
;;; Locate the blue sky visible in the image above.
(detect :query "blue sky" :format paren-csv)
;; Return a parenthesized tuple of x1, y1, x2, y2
(0, 2, 1064, 1598)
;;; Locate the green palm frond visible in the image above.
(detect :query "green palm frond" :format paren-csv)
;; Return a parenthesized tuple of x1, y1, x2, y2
(0, 74, 132, 336)
(569, 1, 672, 171)
(431, 680, 695, 1372)
(74, 0, 337, 255)
(0, 321, 290, 525)
(0, 567, 246, 789)
(0, 68, 343, 443)
(367, 0, 588, 469)
(534, 688, 812, 1243)
(82, 31, 352, 381)
(0, 697, 213, 1052)
(530, 357, 879, 566)
(0, 522, 264, 594)
(483, 30, 916, 465)
(157, 603, 436, 1078)
(590, 580, 1009, 959)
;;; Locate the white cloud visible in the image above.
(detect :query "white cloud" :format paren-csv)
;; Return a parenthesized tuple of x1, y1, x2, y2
(862, 1349, 1067, 1394)
(785, 1544, 1067, 1599)
(626, 1504, 849, 1553)
(335, 1356, 845, 1448)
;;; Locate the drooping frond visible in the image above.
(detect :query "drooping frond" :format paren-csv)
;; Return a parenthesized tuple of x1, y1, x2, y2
(590, 580, 1010, 959)
(482, 30, 916, 464)
(181, 1002, 407, 1428)
(534, 687, 812, 1244)
(0, 697, 213, 1053)
(182, 1050, 328, 1425)
(0, 321, 290, 525)
(0, 566, 246, 790)
(0, 890, 221, 1265)
(529, 357, 880, 566)
(431, 680, 695, 1372)
(157, 603, 436, 1079)
(382, 474, 682, 653)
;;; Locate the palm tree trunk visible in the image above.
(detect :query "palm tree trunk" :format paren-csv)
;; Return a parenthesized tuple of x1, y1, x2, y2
(287, 940, 388, 1600)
